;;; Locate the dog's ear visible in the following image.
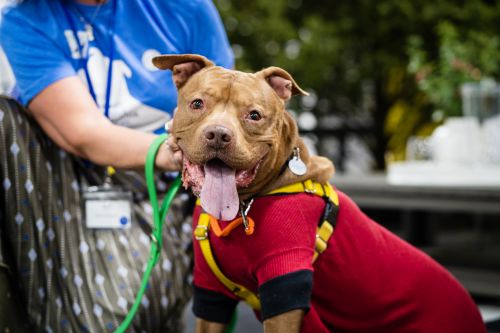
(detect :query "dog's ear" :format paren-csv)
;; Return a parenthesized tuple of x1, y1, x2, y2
(152, 54, 215, 88)
(256, 66, 308, 101)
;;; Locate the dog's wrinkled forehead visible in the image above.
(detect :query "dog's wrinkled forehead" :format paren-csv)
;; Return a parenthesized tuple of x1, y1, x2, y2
(181, 67, 275, 105)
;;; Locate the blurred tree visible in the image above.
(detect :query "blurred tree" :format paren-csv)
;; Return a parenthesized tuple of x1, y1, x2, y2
(408, 21, 500, 117)
(215, 0, 500, 169)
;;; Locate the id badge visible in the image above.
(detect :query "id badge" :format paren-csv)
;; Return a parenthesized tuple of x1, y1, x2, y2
(83, 186, 133, 229)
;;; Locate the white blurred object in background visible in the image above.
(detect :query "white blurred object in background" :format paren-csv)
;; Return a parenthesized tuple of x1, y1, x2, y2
(388, 79, 500, 186)
(481, 114, 500, 164)
(430, 117, 482, 166)
(461, 79, 500, 165)
(461, 79, 500, 122)
(388, 161, 500, 186)
(406, 136, 432, 162)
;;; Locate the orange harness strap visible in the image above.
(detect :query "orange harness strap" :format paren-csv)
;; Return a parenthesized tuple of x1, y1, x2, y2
(209, 215, 255, 237)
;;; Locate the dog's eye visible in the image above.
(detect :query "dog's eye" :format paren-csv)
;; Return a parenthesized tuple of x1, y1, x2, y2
(247, 110, 262, 121)
(190, 99, 204, 110)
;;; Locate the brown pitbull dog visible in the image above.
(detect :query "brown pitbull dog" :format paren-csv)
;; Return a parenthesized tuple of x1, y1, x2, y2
(152, 54, 486, 333)
(154, 54, 331, 333)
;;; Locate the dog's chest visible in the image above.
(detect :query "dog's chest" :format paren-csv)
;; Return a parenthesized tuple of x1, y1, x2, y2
(193, 193, 326, 291)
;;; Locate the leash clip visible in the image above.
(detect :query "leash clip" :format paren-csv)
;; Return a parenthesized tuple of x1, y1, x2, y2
(239, 199, 254, 232)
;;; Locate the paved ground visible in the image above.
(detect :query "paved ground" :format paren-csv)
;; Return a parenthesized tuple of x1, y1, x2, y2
(184, 301, 261, 333)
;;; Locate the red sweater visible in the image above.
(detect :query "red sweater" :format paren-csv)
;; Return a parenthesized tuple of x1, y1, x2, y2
(193, 190, 486, 333)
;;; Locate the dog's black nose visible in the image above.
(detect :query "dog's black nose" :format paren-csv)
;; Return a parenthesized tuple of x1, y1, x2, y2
(203, 125, 233, 149)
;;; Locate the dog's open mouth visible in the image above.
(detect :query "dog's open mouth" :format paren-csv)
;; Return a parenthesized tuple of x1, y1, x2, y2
(182, 157, 262, 221)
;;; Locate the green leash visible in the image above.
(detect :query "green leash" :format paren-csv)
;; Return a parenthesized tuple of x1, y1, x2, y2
(114, 133, 237, 333)
(114, 134, 181, 333)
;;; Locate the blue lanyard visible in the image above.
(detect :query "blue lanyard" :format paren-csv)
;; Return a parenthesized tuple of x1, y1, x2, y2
(62, 0, 117, 118)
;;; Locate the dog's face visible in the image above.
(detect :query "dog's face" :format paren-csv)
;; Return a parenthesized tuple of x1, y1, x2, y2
(154, 54, 333, 220)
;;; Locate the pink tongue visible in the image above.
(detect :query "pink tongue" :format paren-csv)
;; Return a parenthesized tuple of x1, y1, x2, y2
(201, 160, 239, 221)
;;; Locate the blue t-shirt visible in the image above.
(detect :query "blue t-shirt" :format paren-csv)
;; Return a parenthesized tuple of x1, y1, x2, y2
(0, 0, 233, 132)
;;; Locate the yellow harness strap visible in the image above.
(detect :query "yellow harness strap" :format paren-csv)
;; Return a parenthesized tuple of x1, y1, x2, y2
(195, 214, 262, 310)
(194, 180, 339, 310)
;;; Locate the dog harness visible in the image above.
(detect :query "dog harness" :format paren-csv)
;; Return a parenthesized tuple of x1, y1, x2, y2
(193, 179, 339, 310)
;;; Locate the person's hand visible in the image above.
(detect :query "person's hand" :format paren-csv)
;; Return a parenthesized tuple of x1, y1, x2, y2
(155, 134, 183, 171)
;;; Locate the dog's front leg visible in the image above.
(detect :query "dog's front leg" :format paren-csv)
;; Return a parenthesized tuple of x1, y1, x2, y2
(263, 309, 304, 333)
(195, 318, 226, 333)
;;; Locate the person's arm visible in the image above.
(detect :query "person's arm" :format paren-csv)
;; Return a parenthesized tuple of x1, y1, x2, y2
(29, 76, 181, 171)
(1, 8, 180, 171)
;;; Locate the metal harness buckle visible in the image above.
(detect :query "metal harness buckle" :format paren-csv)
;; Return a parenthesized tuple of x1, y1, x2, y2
(194, 225, 208, 240)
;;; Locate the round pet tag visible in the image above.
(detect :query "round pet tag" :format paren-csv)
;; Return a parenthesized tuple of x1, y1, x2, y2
(288, 158, 307, 176)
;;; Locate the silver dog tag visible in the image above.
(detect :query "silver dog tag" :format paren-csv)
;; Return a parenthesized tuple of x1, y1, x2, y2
(288, 147, 307, 176)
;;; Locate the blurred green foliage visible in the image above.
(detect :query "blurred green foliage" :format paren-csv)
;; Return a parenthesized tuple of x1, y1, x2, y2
(215, 0, 500, 168)
(408, 21, 500, 117)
